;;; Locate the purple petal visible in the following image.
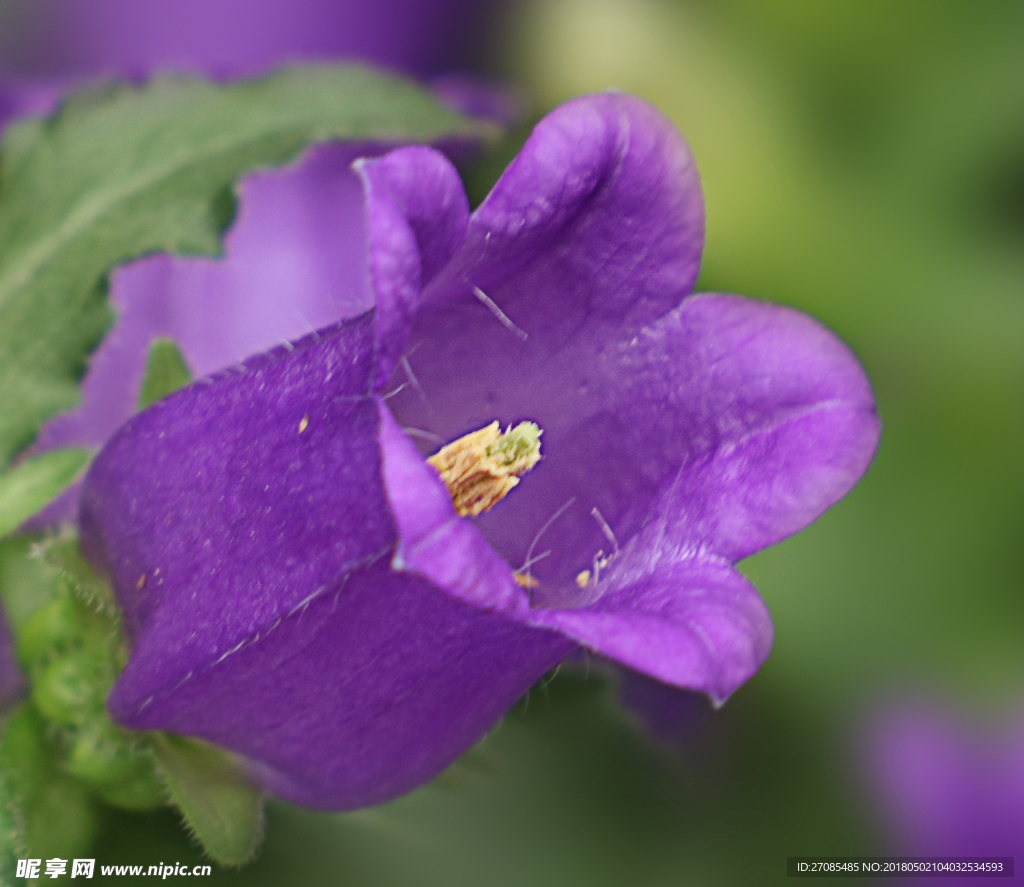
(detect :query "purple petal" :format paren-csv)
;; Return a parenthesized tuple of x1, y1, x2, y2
(0, 76, 63, 131)
(529, 559, 772, 703)
(377, 94, 707, 586)
(377, 402, 527, 616)
(13, 0, 489, 79)
(80, 314, 386, 653)
(615, 669, 718, 746)
(141, 557, 568, 810)
(424, 91, 704, 327)
(865, 702, 1024, 865)
(82, 315, 570, 809)
(355, 147, 469, 391)
(598, 293, 881, 563)
(388, 277, 876, 601)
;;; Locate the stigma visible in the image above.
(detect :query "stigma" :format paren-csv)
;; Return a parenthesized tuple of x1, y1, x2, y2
(427, 421, 542, 518)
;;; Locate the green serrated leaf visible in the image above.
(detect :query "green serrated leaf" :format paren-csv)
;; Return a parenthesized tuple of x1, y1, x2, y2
(0, 64, 487, 468)
(0, 449, 92, 538)
(138, 337, 194, 410)
(36, 531, 117, 615)
(0, 536, 60, 635)
(153, 734, 264, 867)
(22, 774, 96, 861)
(0, 703, 97, 862)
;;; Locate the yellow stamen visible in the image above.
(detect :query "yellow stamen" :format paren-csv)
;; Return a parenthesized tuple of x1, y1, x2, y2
(514, 572, 539, 589)
(427, 421, 542, 518)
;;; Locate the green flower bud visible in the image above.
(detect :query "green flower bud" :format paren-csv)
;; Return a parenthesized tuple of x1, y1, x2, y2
(31, 653, 103, 725)
(66, 721, 147, 786)
(98, 768, 166, 811)
(17, 596, 79, 666)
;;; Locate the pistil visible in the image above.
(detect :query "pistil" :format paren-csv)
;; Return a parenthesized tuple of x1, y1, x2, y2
(427, 421, 542, 517)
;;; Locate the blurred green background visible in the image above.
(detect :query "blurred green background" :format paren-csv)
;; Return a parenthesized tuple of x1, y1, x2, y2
(6, 0, 1024, 883)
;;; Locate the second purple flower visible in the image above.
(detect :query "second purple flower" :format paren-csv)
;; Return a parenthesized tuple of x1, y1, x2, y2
(79, 93, 880, 810)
